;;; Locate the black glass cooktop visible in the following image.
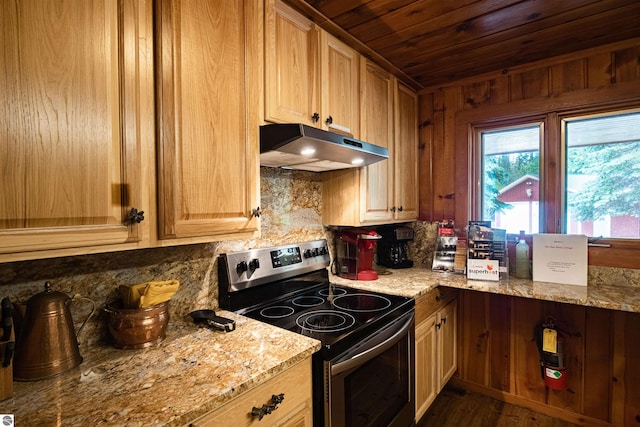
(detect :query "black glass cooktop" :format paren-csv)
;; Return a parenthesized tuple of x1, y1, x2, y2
(217, 241, 414, 360)
(239, 283, 414, 359)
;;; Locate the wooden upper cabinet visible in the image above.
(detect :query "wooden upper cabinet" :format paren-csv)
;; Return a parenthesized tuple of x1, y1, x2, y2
(265, 0, 320, 126)
(359, 60, 394, 223)
(265, 0, 359, 137)
(156, 0, 260, 240)
(393, 82, 419, 221)
(0, 0, 151, 261)
(321, 32, 360, 137)
(322, 61, 419, 226)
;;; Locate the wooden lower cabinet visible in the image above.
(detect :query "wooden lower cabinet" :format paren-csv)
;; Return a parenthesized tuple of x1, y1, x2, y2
(415, 310, 438, 420)
(414, 288, 458, 422)
(188, 357, 312, 427)
(438, 297, 457, 388)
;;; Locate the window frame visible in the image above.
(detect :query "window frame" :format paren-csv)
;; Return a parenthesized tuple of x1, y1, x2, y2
(472, 118, 546, 234)
(456, 89, 640, 269)
(559, 108, 640, 236)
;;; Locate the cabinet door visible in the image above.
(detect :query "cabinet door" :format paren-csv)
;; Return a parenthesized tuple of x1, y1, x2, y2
(156, 0, 260, 240)
(359, 60, 394, 223)
(0, 0, 150, 260)
(438, 299, 458, 391)
(321, 33, 359, 137)
(265, 0, 320, 126)
(393, 82, 419, 221)
(415, 313, 438, 422)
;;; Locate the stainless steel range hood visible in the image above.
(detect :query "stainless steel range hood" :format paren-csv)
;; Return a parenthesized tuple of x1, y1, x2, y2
(260, 124, 389, 172)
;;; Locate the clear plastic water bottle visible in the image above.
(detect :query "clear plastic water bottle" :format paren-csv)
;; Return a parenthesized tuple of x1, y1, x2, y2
(515, 230, 530, 279)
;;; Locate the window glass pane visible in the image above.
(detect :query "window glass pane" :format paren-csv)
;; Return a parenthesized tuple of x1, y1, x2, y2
(565, 112, 640, 238)
(481, 126, 541, 234)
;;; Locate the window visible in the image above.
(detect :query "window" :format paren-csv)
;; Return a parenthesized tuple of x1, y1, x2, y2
(475, 109, 640, 239)
(564, 111, 640, 239)
(480, 124, 541, 234)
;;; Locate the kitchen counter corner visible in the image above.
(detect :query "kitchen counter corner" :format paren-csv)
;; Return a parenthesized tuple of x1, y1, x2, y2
(4, 311, 321, 426)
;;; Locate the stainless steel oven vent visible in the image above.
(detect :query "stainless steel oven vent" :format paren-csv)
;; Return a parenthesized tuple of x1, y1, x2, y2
(260, 124, 389, 172)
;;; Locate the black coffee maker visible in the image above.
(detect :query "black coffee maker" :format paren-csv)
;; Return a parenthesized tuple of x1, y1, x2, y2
(377, 225, 414, 268)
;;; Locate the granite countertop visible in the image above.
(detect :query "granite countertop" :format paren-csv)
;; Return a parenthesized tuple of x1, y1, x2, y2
(4, 311, 321, 426)
(329, 266, 640, 313)
(5, 267, 638, 426)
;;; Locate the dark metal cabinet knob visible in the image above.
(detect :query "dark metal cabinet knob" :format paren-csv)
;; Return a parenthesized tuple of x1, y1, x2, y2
(127, 208, 145, 224)
(325, 115, 333, 125)
(252, 207, 261, 218)
(251, 393, 285, 420)
(311, 112, 320, 123)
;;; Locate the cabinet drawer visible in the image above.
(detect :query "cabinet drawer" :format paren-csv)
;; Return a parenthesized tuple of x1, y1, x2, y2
(416, 287, 457, 325)
(189, 357, 312, 427)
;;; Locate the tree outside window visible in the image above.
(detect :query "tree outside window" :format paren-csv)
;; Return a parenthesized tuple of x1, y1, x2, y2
(481, 126, 541, 234)
(479, 111, 640, 239)
(565, 111, 640, 238)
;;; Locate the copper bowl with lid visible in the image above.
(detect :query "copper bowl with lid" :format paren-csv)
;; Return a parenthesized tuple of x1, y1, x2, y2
(105, 300, 169, 349)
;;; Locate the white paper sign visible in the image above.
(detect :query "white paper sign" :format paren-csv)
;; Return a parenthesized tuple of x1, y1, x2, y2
(532, 234, 588, 286)
(467, 259, 500, 281)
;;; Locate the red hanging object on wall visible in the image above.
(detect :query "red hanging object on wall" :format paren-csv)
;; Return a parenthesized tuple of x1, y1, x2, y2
(535, 317, 569, 391)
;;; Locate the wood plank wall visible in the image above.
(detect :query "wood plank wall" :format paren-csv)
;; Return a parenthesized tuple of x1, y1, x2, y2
(417, 38, 640, 269)
(418, 38, 640, 425)
(452, 290, 640, 426)
(418, 38, 640, 223)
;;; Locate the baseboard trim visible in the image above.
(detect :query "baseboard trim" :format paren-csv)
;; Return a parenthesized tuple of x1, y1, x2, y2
(448, 377, 614, 427)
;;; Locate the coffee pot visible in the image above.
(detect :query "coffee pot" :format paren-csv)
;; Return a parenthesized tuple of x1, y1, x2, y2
(14, 282, 95, 381)
(377, 225, 415, 269)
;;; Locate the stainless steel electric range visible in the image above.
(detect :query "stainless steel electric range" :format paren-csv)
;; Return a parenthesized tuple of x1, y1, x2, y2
(218, 239, 415, 427)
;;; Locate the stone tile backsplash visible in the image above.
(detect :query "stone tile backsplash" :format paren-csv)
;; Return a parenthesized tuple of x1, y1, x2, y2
(0, 168, 329, 348)
(0, 167, 637, 351)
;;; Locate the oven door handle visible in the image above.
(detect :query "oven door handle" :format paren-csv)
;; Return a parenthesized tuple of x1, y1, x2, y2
(331, 312, 414, 376)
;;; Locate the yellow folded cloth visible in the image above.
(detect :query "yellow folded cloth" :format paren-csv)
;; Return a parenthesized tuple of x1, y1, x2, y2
(139, 280, 180, 308)
(119, 280, 180, 308)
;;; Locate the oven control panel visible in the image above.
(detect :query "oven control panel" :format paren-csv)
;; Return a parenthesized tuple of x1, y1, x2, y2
(270, 246, 301, 268)
(219, 240, 331, 291)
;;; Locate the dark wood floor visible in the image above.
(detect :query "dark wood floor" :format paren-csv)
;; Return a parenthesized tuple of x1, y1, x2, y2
(418, 387, 580, 427)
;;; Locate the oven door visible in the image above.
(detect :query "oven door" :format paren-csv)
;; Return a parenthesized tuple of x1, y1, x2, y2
(325, 310, 415, 427)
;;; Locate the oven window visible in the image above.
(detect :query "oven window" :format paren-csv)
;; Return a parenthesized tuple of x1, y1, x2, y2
(344, 338, 409, 426)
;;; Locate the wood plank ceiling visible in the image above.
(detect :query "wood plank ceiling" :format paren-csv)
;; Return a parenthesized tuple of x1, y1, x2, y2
(297, 0, 640, 89)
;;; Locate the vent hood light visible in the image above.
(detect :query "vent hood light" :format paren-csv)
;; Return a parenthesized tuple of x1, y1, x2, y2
(260, 124, 389, 172)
